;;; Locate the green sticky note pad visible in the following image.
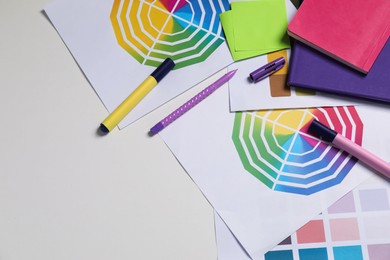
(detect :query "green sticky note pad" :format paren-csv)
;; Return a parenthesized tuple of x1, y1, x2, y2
(220, 11, 265, 60)
(232, 0, 290, 51)
(220, 10, 283, 61)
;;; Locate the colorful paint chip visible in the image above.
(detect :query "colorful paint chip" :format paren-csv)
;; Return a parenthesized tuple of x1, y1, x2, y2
(298, 248, 328, 260)
(297, 220, 325, 244)
(368, 244, 390, 260)
(264, 250, 294, 260)
(328, 191, 356, 213)
(330, 218, 360, 241)
(278, 236, 292, 245)
(333, 245, 363, 260)
(359, 188, 390, 212)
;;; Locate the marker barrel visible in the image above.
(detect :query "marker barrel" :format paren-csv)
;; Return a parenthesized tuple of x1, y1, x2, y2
(333, 134, 390, 179)
(99, 58, 175, 133)
(100, 76, 157, 132)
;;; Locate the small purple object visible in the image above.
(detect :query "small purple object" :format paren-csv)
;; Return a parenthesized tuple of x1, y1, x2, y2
(150, 70, 238, 135)
(249, 57, 285, 82)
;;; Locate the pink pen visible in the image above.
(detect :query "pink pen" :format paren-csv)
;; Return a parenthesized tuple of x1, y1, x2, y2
(308, 120, 390, 179)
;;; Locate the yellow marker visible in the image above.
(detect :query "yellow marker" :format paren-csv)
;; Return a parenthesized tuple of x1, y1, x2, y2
(99, 58, 175, 133)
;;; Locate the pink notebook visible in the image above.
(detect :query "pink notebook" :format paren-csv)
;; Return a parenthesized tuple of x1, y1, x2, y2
(288, 0, 390, 74)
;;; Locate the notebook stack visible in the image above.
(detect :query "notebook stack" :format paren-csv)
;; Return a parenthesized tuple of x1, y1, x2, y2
(287, 0, 390, 103)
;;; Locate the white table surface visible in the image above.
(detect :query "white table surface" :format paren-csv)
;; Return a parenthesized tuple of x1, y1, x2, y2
(0, 0, 217, 259)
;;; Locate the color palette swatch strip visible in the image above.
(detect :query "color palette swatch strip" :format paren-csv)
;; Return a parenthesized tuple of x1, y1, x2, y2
(264, 182, 390, 260)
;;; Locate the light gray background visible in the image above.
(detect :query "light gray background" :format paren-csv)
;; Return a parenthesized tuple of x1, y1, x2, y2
(0, 0, 216, 259)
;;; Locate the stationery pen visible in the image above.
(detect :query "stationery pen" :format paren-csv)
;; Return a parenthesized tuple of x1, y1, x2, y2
(249, 57, 285, 82)
(150, 69, 238, 135)
(99, 58, 175, 134)
(308, 120, 390, 179)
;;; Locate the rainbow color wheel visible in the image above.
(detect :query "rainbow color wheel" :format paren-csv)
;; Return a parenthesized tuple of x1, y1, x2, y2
(110, 0, 229, 69)
(232, 107, 364, 195)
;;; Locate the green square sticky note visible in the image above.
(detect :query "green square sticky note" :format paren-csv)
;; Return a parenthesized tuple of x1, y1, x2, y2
(220, 10, 283, 61)
(220, 11, 270, 60)
(232, 0, 290, 51)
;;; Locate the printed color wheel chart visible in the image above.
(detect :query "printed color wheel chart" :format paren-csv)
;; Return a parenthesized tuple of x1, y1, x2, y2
(232, 107, 364, 195)
(110, 0, 230, 69)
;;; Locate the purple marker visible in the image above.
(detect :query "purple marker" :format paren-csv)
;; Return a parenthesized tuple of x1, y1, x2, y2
(150, 70, 237, 135)
(309, 120, 390, 179)
(249, 57, 285, 82)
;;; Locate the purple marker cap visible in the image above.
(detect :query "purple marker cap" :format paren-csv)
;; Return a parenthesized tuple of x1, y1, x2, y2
(249, 57, 285, 83)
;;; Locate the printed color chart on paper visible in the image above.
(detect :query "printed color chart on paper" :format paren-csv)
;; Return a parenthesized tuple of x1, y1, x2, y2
(264, 182, 390, 260)
(232, 106, 363, 195)
(111, 0, 230, 69)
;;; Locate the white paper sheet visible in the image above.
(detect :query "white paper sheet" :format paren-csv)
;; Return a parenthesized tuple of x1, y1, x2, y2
(159, 75, 390, 259)
(44, 0, 234, 128)
(227, 0, 354, 112)
(228, 52, 356, 112)
(215, 174, 390, 260)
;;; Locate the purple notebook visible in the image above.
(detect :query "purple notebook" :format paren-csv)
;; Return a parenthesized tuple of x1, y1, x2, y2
(288, 40, 390, 103)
